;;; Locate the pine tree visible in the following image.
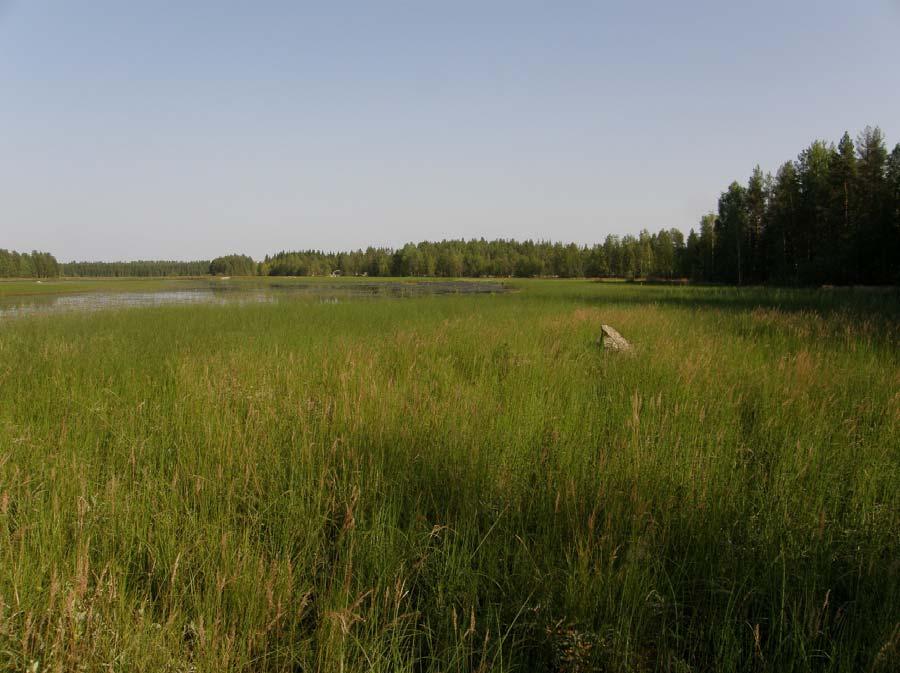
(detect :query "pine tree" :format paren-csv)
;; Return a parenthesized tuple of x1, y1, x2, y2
(827, 132, 858, 282)
(698, 213, 716, 281)
(684, 229, 701, 280)
(763, 162, 800, 283)
(856, 126, 890, 283)
(886, 143, 900, 283)
(796, 141, 832, 283)
(716, 183, 748, 284)
(745, 166, 767, 283)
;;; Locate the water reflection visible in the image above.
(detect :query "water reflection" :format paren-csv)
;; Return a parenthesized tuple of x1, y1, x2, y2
(0, 281, 507, 320)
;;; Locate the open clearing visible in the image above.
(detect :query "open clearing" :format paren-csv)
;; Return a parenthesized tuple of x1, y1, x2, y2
(0, 279, 897, 672)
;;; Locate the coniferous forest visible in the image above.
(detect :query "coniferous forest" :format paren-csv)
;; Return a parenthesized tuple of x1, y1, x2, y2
(262, 127, 899, 284)
(58, 259, 211, 278)
(4, 127, 898, 284)
(0, 249, 60, 278)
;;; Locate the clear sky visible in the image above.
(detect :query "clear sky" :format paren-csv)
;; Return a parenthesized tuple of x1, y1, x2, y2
(2, 1, 899, 261)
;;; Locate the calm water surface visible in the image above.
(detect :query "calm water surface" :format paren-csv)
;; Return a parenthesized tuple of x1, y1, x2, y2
(0, 281, 508, 320)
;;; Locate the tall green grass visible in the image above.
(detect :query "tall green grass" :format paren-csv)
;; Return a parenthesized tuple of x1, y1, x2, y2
(0, 281, 897, 672)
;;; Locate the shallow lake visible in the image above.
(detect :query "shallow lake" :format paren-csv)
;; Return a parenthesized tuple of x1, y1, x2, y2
(0, 280, 509, 320)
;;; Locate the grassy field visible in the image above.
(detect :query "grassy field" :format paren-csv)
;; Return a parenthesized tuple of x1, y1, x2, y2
(0, 279, 897, 672)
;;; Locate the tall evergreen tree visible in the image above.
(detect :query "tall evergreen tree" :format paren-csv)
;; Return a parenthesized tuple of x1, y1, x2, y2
(886, 143, 900, 283)
(856, 126, 890, 283)
(716, 183, 748, 284)
(796, 141, 832, 283)
(745, 166, 767, 283)
(826, 132, 858, 282)
(698, 213, 717, 281)
(652, 229, 675, 278)
(764, 162, 800, 283)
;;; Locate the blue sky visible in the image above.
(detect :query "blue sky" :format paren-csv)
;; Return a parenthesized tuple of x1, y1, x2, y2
(2, 1, 899, 261)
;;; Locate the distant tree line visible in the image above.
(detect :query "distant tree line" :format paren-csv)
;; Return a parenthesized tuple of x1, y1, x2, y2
(4, 127, 896, 284)
(0, 249, 60, 278)
(262, 127, 898, 284)
(60, 260, 211, 277)
(260, 234, 693, 279)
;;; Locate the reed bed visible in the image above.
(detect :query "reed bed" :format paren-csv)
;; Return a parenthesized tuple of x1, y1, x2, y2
(0, 280, 897, 672)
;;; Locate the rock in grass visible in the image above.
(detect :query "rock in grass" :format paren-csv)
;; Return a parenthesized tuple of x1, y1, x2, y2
(600, 324, 631, 352)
